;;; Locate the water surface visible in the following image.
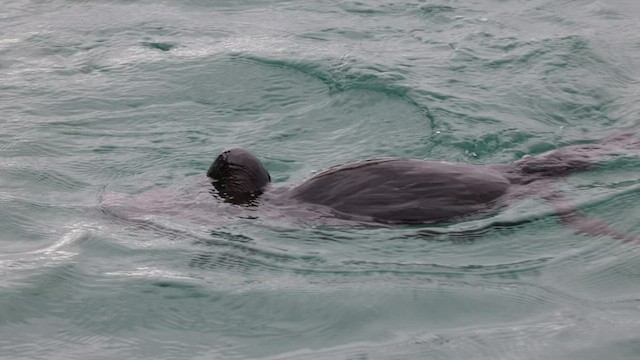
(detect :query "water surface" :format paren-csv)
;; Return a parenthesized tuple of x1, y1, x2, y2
(1, 0, 640, 359)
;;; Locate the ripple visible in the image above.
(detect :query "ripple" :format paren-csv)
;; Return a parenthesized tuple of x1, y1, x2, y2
(3, 0, 640, 359)
(141, 41, 177, 52)
(0, 223, 94, 290)
(262, 307, 640, 359)
(338, 257, 551, 278)
(241, 54, 411, 97)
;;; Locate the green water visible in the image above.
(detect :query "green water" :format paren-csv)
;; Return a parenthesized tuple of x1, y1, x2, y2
(1, 0, 640, 359)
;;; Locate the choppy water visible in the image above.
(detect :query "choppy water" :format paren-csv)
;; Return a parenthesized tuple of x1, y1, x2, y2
(2, 0, 640, 359)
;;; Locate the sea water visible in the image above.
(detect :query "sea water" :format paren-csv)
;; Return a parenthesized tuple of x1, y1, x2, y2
(1, 1, 640, 359)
